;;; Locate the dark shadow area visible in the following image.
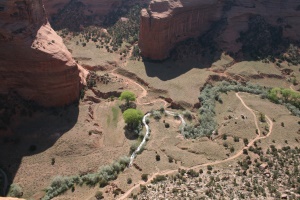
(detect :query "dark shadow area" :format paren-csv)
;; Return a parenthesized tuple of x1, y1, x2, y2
(143, 51, 221, 81)
(50, 0, 148, 32)
(0, 93, 79, 196)
(143, 17, 226, 81)
(123, 127, 139, 140)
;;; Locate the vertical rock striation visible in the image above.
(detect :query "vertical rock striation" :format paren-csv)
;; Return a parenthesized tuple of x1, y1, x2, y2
(0, 0, 87, 107)
(139, 0, 223, 60)
(139, 0, 300, 60)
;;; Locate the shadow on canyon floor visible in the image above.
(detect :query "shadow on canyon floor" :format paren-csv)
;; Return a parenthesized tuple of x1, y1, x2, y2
(0, 103, 79, 196)
(143, 52, 222, 81)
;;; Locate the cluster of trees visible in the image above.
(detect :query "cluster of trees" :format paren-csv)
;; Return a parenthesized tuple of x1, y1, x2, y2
(42, 156, 130, 200)
(107, 5, 141, 51)
(183, 81, 300, 139)
(268, 88, 300, 116)
(237, 15, 284, 60)
(183, 81, 267, 138)
(119, 91, 143, 130)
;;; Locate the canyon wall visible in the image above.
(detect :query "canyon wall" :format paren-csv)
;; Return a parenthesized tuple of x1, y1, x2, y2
(0, 0, 87, 107)
(139, 0, 223, 60)
(139, 0, 300, 60)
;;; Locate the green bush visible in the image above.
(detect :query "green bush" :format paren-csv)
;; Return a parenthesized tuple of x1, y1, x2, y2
(152, 110, 162, 121)
(151, 175, 167, 184)
(127, 178, 132, 184)
(8, 184, 23, 198)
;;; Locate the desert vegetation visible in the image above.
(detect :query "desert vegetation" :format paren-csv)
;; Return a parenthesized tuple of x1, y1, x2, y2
(183, 81, 267, 138)
(7, 184, 23, 198)
(42, 156, 130, 200)
(182, 81, 300, 139)
(137, 145, 300, 199)
(267, 88, 300, 116)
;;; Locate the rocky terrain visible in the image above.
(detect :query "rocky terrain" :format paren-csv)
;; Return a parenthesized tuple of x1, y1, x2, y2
(139, 0, 300, 60)
(137, 145, 300, 199)
(0, 0, 87, 107)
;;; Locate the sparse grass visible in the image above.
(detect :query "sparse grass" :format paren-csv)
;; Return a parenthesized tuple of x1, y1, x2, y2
(112, 106, 120, 126)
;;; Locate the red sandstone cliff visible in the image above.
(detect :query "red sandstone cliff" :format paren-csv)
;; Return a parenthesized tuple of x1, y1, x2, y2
(0, 0, 88, 107)
(139, 0, 223, 60)
(139, 0, 300, 60)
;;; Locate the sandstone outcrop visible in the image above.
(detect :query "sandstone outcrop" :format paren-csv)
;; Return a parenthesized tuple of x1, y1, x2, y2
(0, 0, 88, 107)
(139, 0, 300, 60)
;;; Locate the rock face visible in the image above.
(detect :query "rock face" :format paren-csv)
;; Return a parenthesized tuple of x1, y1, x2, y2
(0, 0, 87, 107)
(139, 0, 300, 60)
(43, 0, 121, 21)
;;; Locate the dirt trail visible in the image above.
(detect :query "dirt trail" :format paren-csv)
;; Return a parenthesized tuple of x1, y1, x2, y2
(117, 92, 274, 200)
(111, 69, 168, 107)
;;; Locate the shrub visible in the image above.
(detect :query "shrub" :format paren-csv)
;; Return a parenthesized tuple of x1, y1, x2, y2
(222, 134, 227, 140)
(51, 158, 55, 165)
(141, 174, 148, 182)
(156, 154, 160, 161)
(95, 191, 104, 199)
(159, 106, 165, 113)
(234, 136, 240, 142)
(243, 138, 249, 146)
(230, 146, 235, 153)
(152, 111, 162, 121)
(207, 165, 213, 171)
(183, 110, 192, 120)
(187, 169, 199, 177)
(151, 175, 167, 184)
(127, 178, 132, 184)
(8, 184, 23, 198)
(165, 123, 170, 128)
(259, 112, 266, 122)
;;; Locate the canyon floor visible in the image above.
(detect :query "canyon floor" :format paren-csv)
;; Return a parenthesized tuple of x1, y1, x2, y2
(1, 26, 300, 200)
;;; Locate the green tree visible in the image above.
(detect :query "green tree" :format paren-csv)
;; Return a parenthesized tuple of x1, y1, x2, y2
(119, 91, 136, 106)
(281, 89, 291, 101)
(123, 109, 143, 129)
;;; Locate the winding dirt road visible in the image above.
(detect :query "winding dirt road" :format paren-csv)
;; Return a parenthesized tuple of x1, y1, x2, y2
(117, 92, 274, 200)
(110, 70, 168, 107)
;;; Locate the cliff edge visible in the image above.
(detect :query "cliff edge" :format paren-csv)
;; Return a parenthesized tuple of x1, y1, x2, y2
(0, 0, 88, 107)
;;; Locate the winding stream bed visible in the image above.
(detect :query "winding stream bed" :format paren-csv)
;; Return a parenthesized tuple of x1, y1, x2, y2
(129, 111, 186, 166)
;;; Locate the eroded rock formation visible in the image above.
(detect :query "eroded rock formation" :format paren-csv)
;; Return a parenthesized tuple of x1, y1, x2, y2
(0, 0, 88, 107)
(139, 0, 300, 60)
